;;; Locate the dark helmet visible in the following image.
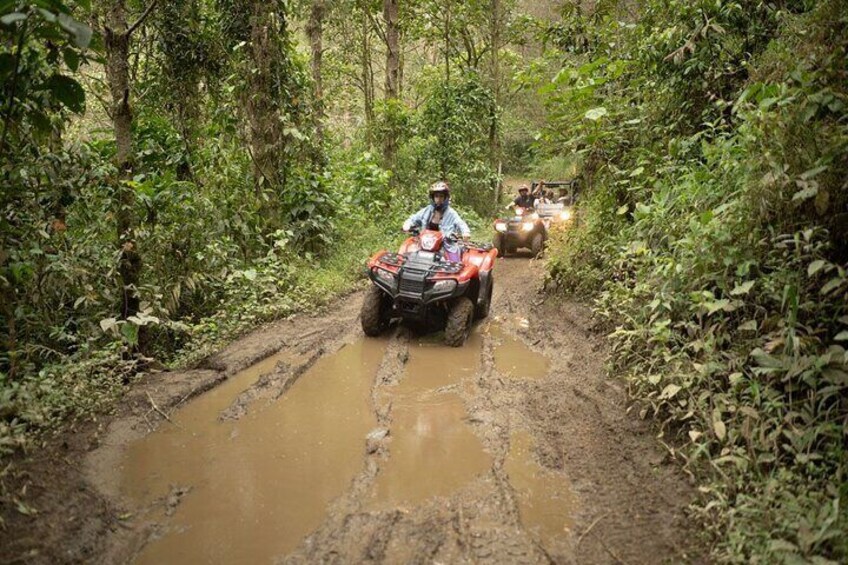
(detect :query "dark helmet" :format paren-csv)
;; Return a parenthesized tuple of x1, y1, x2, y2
(429, 181, 450, 211)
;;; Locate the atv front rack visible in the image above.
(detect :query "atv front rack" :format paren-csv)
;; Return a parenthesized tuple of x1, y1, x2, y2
(465, 241, 494, 252)
(376, 251, 464, 274)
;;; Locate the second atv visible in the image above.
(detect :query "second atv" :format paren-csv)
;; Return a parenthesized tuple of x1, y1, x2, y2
(492, 205, 546, 258)
(361, 227, 497, 346)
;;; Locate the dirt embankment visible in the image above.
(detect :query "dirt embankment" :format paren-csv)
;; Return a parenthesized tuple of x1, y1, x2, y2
(1, 256, 700, 564)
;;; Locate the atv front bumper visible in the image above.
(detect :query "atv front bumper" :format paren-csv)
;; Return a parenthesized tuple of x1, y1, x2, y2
(369, 268, 470, 319)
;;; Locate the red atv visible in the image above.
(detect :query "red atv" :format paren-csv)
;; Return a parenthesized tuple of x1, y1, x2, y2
(361, 227, 497, 346)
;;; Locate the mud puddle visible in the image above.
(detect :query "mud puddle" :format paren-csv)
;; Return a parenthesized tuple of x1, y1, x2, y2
(372, 331, 490, 507)
(489, 323, 549, 380)
(121, 339, 386, 563)
(505, 430, 576, 544)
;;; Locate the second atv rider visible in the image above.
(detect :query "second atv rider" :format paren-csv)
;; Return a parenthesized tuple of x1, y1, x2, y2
(402, 181, 471, 262)
(512, 184, 536, 209)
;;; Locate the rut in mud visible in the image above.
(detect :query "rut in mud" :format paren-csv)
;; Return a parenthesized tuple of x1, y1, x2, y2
(12, 256, 697, 564)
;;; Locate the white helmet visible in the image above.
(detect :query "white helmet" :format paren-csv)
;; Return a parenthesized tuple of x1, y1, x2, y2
(429, 181, 450, 210)
(429, 181, 450, 196)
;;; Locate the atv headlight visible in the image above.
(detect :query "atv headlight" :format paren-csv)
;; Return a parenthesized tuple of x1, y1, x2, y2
(495, 222, 507, 232)
(374, 267, 396, 286)
(559, 209, 572, 221)
(522, 222, 534, 232)
(431, 279, 456, 293)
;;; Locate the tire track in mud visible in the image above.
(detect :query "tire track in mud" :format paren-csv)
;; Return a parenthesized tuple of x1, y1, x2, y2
(286, 260, 568, 564)
(80, 257, 697, 565)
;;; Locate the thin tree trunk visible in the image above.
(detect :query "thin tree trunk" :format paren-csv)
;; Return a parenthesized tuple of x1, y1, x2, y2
(245, 0, 283, 192)
(382, 0, 399, 174)
(361, 9, 374, 147)
(307, 0, 326, 170)
(489, 0, 501, 209)
(104, 0, 142, 323)
(444, 0, 450, 84)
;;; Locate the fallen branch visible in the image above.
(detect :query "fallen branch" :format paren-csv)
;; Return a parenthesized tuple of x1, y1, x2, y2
(146, 391, 175, 425)
(576, 512, 607, 547)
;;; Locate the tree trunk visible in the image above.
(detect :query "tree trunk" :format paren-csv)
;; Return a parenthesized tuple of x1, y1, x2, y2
(361, 9, 374, 147)
(488, 0, 501, 209)
(307, 0, 326, 170)
(104, 0, 142, 322)
(444, 0, 451, 84)
(382, 0, 399, 175)
(245, 0, 283, 192)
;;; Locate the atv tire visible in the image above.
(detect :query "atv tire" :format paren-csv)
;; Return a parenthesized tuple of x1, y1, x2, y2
(444, 297, 475, 347)
(493, 233, 506, 258)
(475, 275, 493, 320)
(361, 285, 392, 336)
(531, 233, 544, 257)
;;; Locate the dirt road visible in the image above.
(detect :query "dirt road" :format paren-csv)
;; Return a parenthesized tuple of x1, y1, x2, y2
(3, 255, 698, 564)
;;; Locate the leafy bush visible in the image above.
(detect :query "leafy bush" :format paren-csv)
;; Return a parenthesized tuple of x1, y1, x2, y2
(543, 0, 848, 560)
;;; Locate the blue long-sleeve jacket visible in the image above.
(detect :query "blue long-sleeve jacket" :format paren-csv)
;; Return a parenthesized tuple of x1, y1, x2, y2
(402, 204, 470, 254)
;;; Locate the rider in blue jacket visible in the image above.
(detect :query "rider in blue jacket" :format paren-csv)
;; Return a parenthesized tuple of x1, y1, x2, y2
(402, 181, 470, 262)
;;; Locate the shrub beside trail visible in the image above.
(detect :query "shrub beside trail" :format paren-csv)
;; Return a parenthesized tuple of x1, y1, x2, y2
(541, 1, 848, 561)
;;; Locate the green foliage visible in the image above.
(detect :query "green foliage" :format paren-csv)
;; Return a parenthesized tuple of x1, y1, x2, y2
(396, 73, 499, 216)
(543, 0, 848, 560)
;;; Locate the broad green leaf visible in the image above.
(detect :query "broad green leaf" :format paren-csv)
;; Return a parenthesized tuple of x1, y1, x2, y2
(584, 107, 608, 121)
(43, 74, 85, 113)
(1, 11, 26, 25)
(713, 418, 726, 441)
(807, 260, 827, 277)
(629, 166, 644, 177)
(820, 277, 842, 295)
(738, 320, 757, 331)
(792, 185, 818, 202)
(800, 164, 828, 180)
(37, 8, 57, 22)
(121, 323, 139, 346)
(705, 299, 730, 315)
(57, 13, 92, 49)
(616, 205, 629, 215)
(731, 280, 755, 296)
(62, 47, 80, 72)
(659, 383, 681, 399)
(835, 331, 848, 342)
(99, 317, 117, 332)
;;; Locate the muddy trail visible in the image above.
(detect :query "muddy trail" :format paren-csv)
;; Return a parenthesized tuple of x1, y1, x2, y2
(3, 256, 698, 564)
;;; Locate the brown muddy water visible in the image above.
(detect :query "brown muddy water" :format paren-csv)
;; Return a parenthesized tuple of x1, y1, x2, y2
(120, 325, 574, 562)
(490, 322, 550, 380)
(122, 340, 385, 563)
(371, 331, 490, 507)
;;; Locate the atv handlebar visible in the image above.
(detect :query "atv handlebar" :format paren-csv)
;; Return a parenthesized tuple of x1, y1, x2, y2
(403, 226, 468, 243)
